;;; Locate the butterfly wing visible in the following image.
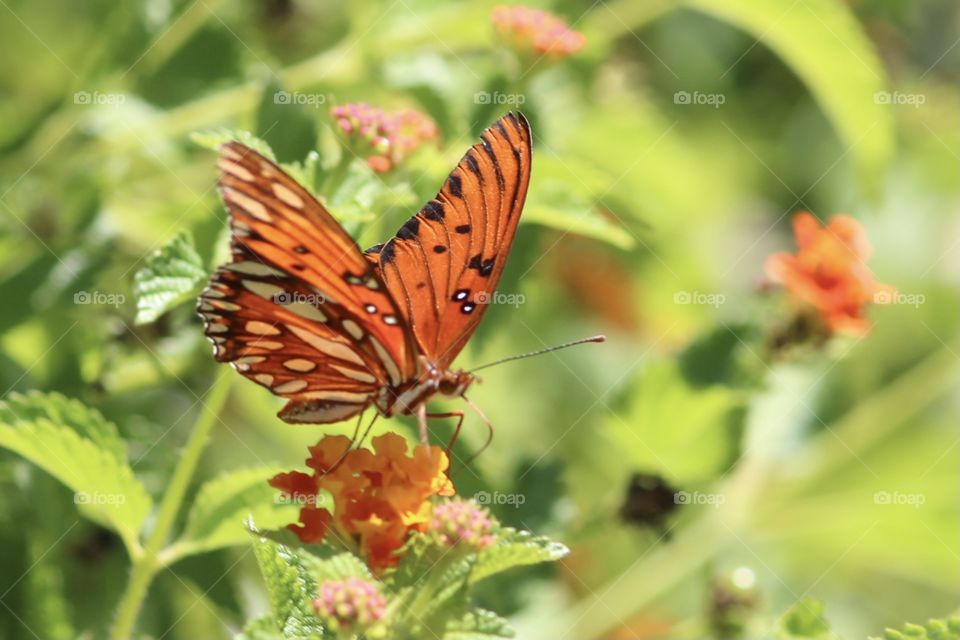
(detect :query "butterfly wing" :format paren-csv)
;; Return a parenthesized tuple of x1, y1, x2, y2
(365, 112, 532, 368)
(199, 142, 419, 423)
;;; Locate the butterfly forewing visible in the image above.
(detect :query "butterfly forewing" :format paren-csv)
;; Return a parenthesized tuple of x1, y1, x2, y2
(199, 143, 418, 422)
(366, 113, 532, 368)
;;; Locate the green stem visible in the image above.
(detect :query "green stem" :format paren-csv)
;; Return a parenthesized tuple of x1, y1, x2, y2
(109, 368, 232, 640)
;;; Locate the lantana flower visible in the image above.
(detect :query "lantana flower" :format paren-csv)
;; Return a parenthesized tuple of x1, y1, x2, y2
(491, 5, 586, 60)
(330, 103, 438, 173)
(270, 433, 455, 571)
(765, 212, 893, 336)
(429, 499, 498, 551)
(313, 577, 387, 633)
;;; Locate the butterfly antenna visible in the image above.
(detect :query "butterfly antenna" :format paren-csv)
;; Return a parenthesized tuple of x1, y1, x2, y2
(468, 335, 606, 373)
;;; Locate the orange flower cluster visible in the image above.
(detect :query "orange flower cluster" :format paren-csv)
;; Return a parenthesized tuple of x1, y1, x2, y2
(492, 5, 586, 60)
(765, 212, 893, 336)
(269, 433, 455, 571)
(331, 103, 438, 173)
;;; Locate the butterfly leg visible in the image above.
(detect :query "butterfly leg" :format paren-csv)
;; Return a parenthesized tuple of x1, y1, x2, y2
(459, 395, 494, 468)
(423, 410, 466, 459)
(323, 412, 377, 475)
(416, 403, 430, 447)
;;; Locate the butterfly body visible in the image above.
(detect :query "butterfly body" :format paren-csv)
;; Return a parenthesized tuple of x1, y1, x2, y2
(198, 113, 531, 429)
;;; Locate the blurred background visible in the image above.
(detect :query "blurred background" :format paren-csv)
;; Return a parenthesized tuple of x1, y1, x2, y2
(0, 0, 957, 638)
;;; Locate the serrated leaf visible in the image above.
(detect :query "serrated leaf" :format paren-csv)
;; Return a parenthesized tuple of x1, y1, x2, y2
(445, 608, 515, 639)
(0, 391, 125, 461)
(175, 466, 297, 558)
(192, 129, 278, 160)
(133, 230, 206, 324)
(777, 598, 840, 640)
(470, 529, 568, 584)
(0, 398, 151, 553)
(302, 550, 372, 583)
(251, 536, 325, 636)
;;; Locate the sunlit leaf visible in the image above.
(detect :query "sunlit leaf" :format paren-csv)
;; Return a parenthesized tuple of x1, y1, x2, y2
(0, 394, 151, 553)
(175, 466, 297, 558)
(133, 230, 206, 324)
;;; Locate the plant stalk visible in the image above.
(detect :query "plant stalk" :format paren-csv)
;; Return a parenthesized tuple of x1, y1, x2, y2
(109, 368, 232, 640)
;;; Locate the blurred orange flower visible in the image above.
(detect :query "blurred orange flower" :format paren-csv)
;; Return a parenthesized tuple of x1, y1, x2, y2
(765, 212, 893, 336)
(492, 5, 585, 60)
(269, 433, 454, 571)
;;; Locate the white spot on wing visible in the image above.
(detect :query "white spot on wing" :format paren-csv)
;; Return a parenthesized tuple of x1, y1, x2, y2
(218, 158, 254, 181)
(243, 280, 286, 301)
(272, 183, 304, 209)
(283, 358, 317, 372)
(287, 324, 366, 366)
(224, 186, 272, 222)
(274, 379, 308, 394)
(245, 321, 281, 336)
(331, 364, 377, 384)
(254, 374, 274, 386)
(228, 261, 286, 277)
(342, 319, 364, 340)
(286, 301, 327, 322)
(367, 336, 402, 385)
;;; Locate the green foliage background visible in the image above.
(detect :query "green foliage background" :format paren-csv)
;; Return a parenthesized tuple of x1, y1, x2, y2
(0, 0, 957, 638)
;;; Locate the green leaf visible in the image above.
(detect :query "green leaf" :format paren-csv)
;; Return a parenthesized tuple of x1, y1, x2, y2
(606, 359, 744, 484)
(470, 528, 569, 584)
(0, 391, 125, 461)
(175, 466, 298, 558)
(255, 81, 319, 164)
(445, 608, 515, 639)
(191, 129, 278, 160)
(525, 178, 635, 250)
(251, 536, 326, 637)
(0, 395, 151, 553)
(235, 616, 284, 640)
(133, 230, 206, 325)
(301, 550, 372, 582)
(871, 616, 960, 640)
(776, 598, 840, 640)
(680, 0, 893, 191)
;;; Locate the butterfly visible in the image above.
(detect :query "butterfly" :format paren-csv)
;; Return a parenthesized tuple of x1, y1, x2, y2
(197, 112, 531, 440)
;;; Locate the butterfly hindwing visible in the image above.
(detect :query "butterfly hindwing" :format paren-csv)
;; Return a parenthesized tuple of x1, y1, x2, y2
(366, 113, 532, 367)
(199, 143, 418, 422)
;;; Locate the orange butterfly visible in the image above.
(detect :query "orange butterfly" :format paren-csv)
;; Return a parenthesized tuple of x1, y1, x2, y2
(198, 113, 532, 441)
